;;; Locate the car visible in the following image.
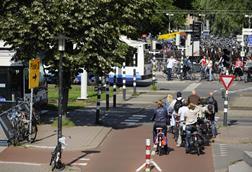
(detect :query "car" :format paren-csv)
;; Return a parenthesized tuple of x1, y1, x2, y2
(243, 61, 252, 83)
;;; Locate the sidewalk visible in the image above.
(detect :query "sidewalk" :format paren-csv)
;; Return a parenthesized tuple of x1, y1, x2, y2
(214, 91, 252, 172)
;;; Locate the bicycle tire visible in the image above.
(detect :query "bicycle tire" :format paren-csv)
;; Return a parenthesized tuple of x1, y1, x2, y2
(28, 122, 38, 143)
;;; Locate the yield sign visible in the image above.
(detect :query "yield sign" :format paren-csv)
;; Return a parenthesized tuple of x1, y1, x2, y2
(219, 75, 235, 90)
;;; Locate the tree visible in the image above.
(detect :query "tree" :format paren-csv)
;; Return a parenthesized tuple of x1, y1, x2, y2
(0, 0, 156, 114)
(192, 0, 248, 36)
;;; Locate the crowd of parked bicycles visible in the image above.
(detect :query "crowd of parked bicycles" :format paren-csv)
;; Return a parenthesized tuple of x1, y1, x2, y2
(0, 99, 39, 145)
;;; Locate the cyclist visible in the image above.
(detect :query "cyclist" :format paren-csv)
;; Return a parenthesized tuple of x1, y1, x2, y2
(152, 100, 169, 143)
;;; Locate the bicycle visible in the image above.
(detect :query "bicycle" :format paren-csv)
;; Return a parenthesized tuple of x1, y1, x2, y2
(155, 127, 168, 156)
(50, 137, 66, 171)
(7, 102, 38, 145)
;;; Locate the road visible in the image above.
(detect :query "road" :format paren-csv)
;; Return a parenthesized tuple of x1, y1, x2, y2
(85, 124, 214, 172)
(0, 76, 251, 172)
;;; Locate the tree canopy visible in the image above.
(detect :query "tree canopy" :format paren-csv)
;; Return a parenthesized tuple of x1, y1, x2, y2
(0, 0, 156, 76)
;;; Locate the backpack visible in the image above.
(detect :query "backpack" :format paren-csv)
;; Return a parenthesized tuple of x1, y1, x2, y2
(207, 104, 215, 114)
(174, 98, 183, 113)
(207, 96, 214, 105)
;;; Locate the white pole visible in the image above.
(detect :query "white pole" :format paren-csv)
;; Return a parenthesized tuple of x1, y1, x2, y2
(78, 68, 88, 100)
(29, 88, 33, 142)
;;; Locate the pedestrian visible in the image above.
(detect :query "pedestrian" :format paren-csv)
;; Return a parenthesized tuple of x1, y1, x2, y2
(234, 58, 243, 81)
(205, 92, 218, 138)
(166, 56, 177, 80)
(200, 56, 207, 79)
(207, 57, 213, 81)
(187, 90, 201, 109)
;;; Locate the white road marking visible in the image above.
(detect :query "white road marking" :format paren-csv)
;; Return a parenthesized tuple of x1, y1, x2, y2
(229, 87, 252, 94)
(24, 145, 55, 149)
(120, 122, 136, 125)
(0, 161, 41, 166)
(129, 116, 142, 120)
(219, 144, 228, 157)
(72, 163, 87, 166)
(79, 158, 90, 161)
(124, 119, 139, 122)
(183, 83, 201, 92)
(132, 115, 147, 117)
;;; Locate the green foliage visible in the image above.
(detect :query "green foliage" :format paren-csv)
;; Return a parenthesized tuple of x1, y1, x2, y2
(52, 117, 75, 127)
(151, 83, 157, 90)
(192, 0, 250, 36)
(0, 0, 156, 76)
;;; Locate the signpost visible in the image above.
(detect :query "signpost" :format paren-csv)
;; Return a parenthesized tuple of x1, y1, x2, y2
(219, 75, 235, 126)
(28, 58, 40, 141)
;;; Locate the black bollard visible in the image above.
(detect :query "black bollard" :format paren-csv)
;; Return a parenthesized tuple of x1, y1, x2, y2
(113, 67, 117, 108)
(96, 77, 102, 124)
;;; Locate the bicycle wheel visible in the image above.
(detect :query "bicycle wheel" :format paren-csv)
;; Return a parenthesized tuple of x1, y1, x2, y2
(29, 122, 38, 143)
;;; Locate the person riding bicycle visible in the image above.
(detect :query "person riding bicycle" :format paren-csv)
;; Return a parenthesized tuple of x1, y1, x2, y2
(152, 100, 169, 143)
(184, 104, 202, 153)
(183, 56, 192, 79)
(168, 92, 185, 142)
(205, 92, 218, 138)
(187, 90, 201, 109)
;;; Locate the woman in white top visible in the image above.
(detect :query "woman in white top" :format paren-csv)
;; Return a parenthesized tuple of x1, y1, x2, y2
(207, 57, 213, 81)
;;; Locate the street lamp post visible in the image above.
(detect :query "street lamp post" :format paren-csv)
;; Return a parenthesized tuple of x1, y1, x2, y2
(50, 34, 66, 170)
(245, 14, 252, 28)
(166, 13, 174, 33)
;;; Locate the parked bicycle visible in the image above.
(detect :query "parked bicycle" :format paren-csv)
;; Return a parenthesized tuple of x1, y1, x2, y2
(7, 101, 38, 145)
(50, 137, 66, 171)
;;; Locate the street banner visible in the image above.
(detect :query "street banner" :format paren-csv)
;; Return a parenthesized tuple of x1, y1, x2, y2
(193, 41, 200, 56)
(158, 32, 180, 40)
(29, 58, 40, 89)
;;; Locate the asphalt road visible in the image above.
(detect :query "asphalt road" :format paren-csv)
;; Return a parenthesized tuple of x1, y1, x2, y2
(85, 124, 214, 172)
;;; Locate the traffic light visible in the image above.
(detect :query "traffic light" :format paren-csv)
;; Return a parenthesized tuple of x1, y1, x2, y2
(192, 21, 201, 41)
(223, 49, 231, 68)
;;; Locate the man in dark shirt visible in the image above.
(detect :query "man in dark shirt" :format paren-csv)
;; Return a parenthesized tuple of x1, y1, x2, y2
(206, 92, 218, 138)
(187, 90, 201, 109)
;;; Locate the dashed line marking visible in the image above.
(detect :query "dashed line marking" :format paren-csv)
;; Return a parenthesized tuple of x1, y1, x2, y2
(79, 158, 90, 161)
(129, 116, 143, 119)
(124, 119, 139, 122)
(0, 161, 42, 166)
(72, 163, 87, 166)
(217, 144, 228, 157)
(24, 145, 55, 149)
(183, 83, 201, 92)
(120, 122, 137, 125)
(132, 115, 147, 117)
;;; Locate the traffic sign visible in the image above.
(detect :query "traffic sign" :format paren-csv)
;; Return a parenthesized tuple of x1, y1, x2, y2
(29, 58, 40, 89)
(219, 75, 235, 90)
(247, 35, 252, 47)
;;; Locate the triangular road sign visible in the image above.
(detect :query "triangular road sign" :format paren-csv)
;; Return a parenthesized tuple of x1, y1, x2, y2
(219, 75, 235, 90)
